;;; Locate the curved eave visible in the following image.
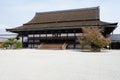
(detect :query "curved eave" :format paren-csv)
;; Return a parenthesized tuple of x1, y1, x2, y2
(6, 23, 117, 33)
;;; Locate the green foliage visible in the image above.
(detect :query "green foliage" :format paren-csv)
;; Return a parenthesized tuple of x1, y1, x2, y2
(14, 39, 22, 48)
(0, 38, 22, 49)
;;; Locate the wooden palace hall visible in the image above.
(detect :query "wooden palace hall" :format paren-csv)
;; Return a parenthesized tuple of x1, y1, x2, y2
(6, 7, 118, 49)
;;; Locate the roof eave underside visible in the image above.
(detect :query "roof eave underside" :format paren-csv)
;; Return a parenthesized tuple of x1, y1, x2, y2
(6, 22, 117, 33)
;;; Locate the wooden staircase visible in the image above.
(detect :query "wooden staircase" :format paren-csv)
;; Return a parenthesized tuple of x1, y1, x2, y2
(62, 43, 68, 50)
(38, 43, 67, 50)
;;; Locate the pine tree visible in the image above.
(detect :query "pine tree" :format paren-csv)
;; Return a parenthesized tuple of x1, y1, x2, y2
(0, 38, 22, 49)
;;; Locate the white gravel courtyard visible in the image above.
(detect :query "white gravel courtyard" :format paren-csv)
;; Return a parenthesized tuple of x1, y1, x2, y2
(0, 49, 120, 80)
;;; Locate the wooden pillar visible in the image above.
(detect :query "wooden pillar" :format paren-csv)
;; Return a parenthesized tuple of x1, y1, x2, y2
(28, 34, 30, 48)
(33, 33, 35, 48)
(66, 31, 68, 37)
(27, 34, 29, 43)
(82, 32, 84, 49)
(59, 31, 61, 38)
(52, 31, 54, 38)
(46, 32, 47, 39)
(39, 33, 41, 37)
(74, 31, 76, 49)
(52, 33, 53, 38)
(21, 33, 24, 48)
(21, 34, 23, 43)
(39, 34, 40, 44)
(26, 34, 28, 48)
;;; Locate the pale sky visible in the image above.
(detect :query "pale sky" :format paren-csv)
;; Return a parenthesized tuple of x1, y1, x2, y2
(0, 0, 120, 34)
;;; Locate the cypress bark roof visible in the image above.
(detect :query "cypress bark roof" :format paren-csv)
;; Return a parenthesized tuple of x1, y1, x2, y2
(27, 7, 99, 24)
(7, 7, 117, 32)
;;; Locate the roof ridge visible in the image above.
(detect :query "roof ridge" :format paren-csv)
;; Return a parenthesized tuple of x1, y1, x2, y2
(36, 6, 99, 14)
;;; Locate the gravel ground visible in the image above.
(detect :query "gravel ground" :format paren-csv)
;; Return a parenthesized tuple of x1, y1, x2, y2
(0, 49, 120, 80)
